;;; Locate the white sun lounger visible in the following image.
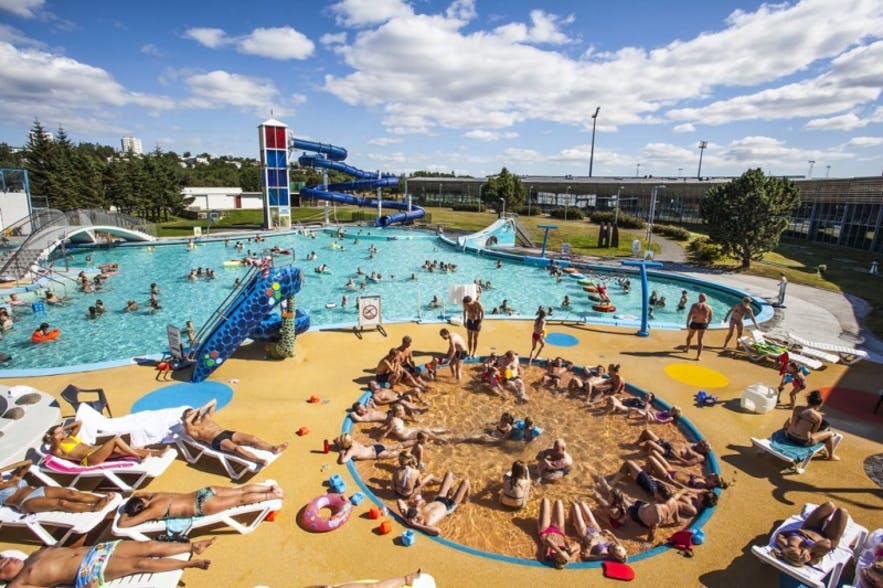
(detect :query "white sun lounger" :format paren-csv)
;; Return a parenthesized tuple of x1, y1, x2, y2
(0, 492, 121, 546)
(173, 435, 281, 481)
(738, 335, 823, 370)
(786, 332, 869, 365)
(751, 430, 843, 474)
(0, 548, 190, 588)
(751, 503, 868, 588)
(28, 448, 178, 493)
(753, 331, 840, 364)
(111, 479, 282, 541)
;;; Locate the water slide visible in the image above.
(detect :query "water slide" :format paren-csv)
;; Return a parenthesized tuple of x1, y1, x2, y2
(291, 138, 425, 227)
(190, 265, 307, 382)
(456, 218, 518, 249)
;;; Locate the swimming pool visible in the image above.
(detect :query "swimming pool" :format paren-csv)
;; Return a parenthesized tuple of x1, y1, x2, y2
(0, 226, 762, 372)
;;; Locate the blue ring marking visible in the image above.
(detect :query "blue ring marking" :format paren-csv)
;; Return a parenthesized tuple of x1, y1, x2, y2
(342, 361, 719, 567)
(544, 332, 579, 347)
(132, 381, 233, 413)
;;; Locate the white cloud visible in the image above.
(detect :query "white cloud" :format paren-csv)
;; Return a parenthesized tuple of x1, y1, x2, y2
(183, 70, 287, 116)
(330, 0, 414, 27)
(369, 136, 403, 145)
(140, 43, 161, 57)
(184, 27, 228, 49)
(446, 0, 476, 23)
(463, 129, 518, 141)
(493, 10, 574, 45)
(846, 136, 883, 147)
(0, 23, 42, 46)
(320, 32, 347, 46)
(805, 113, 866, 131)
(673, 123, 695, 133)
(0, 0, 43, 18)
(237, 27, 314, 60)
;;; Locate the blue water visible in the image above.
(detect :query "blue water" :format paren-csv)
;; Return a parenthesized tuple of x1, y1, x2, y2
(0, 228, 748, 370)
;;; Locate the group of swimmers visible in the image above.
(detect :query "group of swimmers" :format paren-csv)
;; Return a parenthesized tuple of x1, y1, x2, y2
(187, 267, 217, 281)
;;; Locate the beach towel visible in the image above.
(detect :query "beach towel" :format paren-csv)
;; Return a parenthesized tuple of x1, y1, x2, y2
(602, 561, 635, 581)
(768, 429, 825, 463)
(76, 403, 189, 447)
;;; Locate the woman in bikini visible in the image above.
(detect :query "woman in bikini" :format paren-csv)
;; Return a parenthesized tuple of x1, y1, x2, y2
(44, 421, 161, 465)
(0, 459, 116, 514)
(586, 364, 625, 406)
(570, 500, 628, 562)
(499, 460, 530, 509)
(117, 483, 283, 528)
(773, 502, 848, 567)
(381, 404, 447, 443)
(645, 449, 728, 491)
(392, 451, 438, 499)
(536, 497, 579, 568)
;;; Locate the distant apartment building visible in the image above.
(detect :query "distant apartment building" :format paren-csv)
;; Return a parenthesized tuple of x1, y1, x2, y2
(120, 136, 143, 155)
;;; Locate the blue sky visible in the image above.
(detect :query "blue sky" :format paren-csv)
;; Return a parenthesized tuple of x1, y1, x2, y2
(1, 0, 881, 179)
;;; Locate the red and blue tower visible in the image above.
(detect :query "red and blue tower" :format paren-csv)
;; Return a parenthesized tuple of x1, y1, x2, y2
(258, 118, 290, 229)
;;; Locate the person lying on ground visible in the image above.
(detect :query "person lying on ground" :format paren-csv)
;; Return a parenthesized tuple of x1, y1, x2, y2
(380, 404, 447, 443)
(348, 401, 388, 423)
(305, 569, 428, 588)
(451, 412, 514, 444)
(592, 473, 688, 545)
(397, 471, 470, 536)
(536, 497, 579, 569)
(336, 433, 413, 464)
(637, 428, 709, 467)
(182, 399, 288, 466)
(645, 450, 728, 491)
(570, 500, 628, 563)
(0, 538, 214, 587)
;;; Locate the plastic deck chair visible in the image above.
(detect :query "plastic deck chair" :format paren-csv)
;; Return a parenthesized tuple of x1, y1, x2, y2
(60, 385, 112, 418)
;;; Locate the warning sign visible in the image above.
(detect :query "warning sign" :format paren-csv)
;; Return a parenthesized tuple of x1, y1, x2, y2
(357, 295, 382, 328)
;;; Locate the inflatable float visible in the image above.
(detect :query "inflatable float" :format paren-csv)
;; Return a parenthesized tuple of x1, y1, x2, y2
(31, 328, 61, 343)
(222, 260, 244, 267)
(583, 285, 599, 293)
(593, 303, 616, 313)
(300, 493, 352, 532)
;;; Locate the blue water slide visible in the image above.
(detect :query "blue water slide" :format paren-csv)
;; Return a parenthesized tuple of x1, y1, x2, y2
(292, 138, 425, 227)
(250, 309, 311, 340)
(191, 266, 304, 382)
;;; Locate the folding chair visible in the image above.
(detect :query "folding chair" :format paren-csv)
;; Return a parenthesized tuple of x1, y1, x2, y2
(60, 385, 112, 418)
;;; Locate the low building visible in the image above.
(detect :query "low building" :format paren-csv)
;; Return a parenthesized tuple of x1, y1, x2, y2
(181, 187, 263, 211)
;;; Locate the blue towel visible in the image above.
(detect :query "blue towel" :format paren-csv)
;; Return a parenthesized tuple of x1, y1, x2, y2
(769, 430, 824, 462)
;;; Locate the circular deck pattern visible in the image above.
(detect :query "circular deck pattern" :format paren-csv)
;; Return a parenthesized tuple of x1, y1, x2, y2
(132, 381, 233, 413)
(664, 362, 730, 389)
(544, 332, 579, 347)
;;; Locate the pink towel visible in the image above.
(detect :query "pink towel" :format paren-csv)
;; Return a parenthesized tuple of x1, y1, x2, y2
(43, 454, 139, 473)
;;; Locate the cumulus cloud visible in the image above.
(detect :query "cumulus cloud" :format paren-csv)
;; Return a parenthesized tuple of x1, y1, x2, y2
(463, 129, 518, 141)
(183, 70, 288, 115)
(330, 0, 414, 27)
(805, 113, 866, 131)
(846, 136, 883, 147)
(0, 0, 44, 18)
(369, 136, 403, 145)
(184, 27, 228, 48)
(320, 32, 347, 46)
(493, 10, 574, 45)
(673, 123, 695, 133)
(140, 43, 161, 57)
(238, 27, 314, 60)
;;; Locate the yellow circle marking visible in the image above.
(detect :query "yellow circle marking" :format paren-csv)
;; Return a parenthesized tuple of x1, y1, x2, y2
(663, 363, 729, 389)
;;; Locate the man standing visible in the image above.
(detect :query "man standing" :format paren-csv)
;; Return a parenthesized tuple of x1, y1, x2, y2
(684, 293, 713, 360)
(439, 328, 467, 381)
(776, 274, 788, 307)
(462, 295, 485, 357)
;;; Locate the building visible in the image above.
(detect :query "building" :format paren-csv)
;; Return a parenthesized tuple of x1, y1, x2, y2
(180, 187, 263, 211)
(120, 136, 142, 155)
(0, 168, 34, 232)
(405, 175, 883, 252)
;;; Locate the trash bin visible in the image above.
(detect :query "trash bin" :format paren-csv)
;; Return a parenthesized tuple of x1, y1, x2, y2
(741, 383, 777, 414)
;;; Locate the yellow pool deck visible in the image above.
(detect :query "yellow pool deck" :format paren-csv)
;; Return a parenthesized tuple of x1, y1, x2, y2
(2, 320, 882, 587)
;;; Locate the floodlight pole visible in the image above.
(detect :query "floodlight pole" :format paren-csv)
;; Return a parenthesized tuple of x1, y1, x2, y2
(589, 106, 600, 177)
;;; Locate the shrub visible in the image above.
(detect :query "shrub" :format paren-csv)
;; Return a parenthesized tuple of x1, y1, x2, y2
(451, 203, 483, 212)
(514, 206, 543, 216)
(653, 224, 691, 241)
(589, 211, 644, 229)
(548, 207, 584, 220)
(688, 237, 723, 264)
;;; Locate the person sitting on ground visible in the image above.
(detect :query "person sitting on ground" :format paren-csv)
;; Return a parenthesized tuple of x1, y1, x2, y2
(536, 497, 579, 569)
(638, 428, 710, 467)
(571, 500, 628, 563)
(500, 350, 528, 402)
(392, 451, 438, 499)
(118, 483, 283, 527)
(777, 361, 808, 408)
(336, 433, 412, 464)
(586, 364, 625, 405)
(0, 538, 214, 587)
(44, 421, 162, 465)
(540, 357, 571, 391)
(381, 404, 447, 443)
(645, 450, 728, 491)
(535, 438, 573, 482)
(397, 471, 470, 536)
(592, 473, 688, 545)
(182, 399, 288, 466)
(500, 459, 531, 509)
(348, 401, 388, 423)
(567, 364, 606, 398)
(0, 459, 116, 514)
(781, 390, 840, 461)
(772, 501, 849, 567)
(376, 348, 428, 392)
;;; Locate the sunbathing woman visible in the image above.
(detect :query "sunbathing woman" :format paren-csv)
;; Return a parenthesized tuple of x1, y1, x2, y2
(570, 500, 628, 563)
(0, 459, 116, 514)
(772, 501, 848, 567)
(638, 428, 710, 467)
(380, 404, 447, 443)
(646, 449, 728, 491)
(392, 451, 438, 498)
(452, 412, 514, 444)
(118, 482, 283, 527)
(44, 421, 161, 465)
(536, 497, 579, 569)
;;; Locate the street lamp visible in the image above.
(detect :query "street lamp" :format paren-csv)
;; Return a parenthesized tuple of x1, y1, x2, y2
(589, 106, 600, 177)
(646, 184, 666, 250)
(678, 167, 683, 178)
(613, 185, 624, 226)
(808, 160, 815, 178)
(636, 162, 641, 177)
(499, 198, 505, 218)
(528, 185, 533, 216)
(826, 165, 831, 178)
(696, 141, 708, 179)
(565, 186, 572, 223)
(478, 181, 487, 212)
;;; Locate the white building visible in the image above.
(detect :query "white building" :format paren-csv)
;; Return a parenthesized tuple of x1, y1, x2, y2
(181, 187, 263, 211)
(120, 136, 143, 155)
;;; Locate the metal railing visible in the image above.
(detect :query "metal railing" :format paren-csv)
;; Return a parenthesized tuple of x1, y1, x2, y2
(191, 264, 262, 356)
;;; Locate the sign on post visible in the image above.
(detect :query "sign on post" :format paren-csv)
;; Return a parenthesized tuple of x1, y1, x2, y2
(357, 295, 382, 329)
(167, 325, 184, 361)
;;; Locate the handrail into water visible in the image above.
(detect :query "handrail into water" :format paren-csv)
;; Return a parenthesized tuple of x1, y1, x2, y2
(191, 264, 262, 354)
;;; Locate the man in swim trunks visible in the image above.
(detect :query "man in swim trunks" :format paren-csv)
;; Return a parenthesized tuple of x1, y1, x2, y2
(439, 328, 468, 381)
(638, 428, 710, 467)
(335, 433, 413, 464)
(396, 471, 470, 536)
(0, 538, 214, 587)
(462, 295, 485, 357)
(592, 473, 687, 544)
(608, 459, 674, 500)
(721, 297, 758, 349)
(684, 292, 713, 360)
(182, 399, 288, 466)
(536, 438, 573, 482)
(348, 401, 388, 423)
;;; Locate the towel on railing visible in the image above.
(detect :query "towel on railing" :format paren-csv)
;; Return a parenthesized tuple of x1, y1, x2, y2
(75, 403, 190, 447)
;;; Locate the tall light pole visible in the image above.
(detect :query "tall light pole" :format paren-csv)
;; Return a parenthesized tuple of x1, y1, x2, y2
(589, 106, 600, 177)
(636, 162, 641, 177)
(808, 160, 815, 178)
(528, 185, 533, 216)
(478, 181, 487, 212)
(696, 141, 708, 179)
(678, 167, 683, 178)
(613, 185, 624, 226)
(826, 165, 831, 178)
(646, 184, 666, 250)
(565, 185, 572, 223)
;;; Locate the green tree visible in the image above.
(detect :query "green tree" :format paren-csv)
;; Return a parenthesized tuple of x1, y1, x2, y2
(483, 167, 525, 212)
(23, 119, 53, 204)
(699, 168, 800, 268)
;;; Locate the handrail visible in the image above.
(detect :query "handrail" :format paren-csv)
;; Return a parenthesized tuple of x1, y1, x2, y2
(192, 264, 262, 350)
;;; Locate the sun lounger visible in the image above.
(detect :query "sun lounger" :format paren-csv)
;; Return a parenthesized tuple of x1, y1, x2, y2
(0, 492, 121, 546)
(752, 330, 840, 364)
(751, 503, 868, 588)
(786, 332, 868, 365)
(751, 429, 843, 474)
(110, 479, 282, 541)
(173, 435, 281, 481)
(738, 336, 823, 370)
(28, 448, 178, 493)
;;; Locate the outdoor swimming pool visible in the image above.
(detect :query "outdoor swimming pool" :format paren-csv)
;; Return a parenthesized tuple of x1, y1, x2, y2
(0, 226, 760, 371)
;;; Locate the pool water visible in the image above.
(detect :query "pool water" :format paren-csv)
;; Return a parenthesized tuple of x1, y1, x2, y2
(351, 362, 704, 563)
(1, 228, 746, 371)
